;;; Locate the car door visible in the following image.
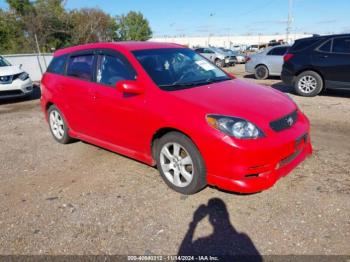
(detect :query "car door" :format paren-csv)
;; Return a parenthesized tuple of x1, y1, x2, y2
(265, 46, 288, 75)
(89, 49, 145, 151)
(313, 36, 350, 88)
(63, 51, 99, 138)
(202, 48, 216, 62)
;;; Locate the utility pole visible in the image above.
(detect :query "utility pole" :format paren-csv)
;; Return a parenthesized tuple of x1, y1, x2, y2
(286, 0, 293, 44)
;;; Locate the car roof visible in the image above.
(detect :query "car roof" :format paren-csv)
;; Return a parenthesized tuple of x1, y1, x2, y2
(296, 33, 350, 42)
(54, 41, 185, 57)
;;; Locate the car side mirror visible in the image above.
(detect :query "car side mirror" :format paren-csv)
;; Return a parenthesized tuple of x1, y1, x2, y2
(116, 80, 144, 95)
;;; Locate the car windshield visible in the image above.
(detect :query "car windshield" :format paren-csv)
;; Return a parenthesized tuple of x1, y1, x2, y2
(0, 56, 11, 67)
(133, 48, 231, 91)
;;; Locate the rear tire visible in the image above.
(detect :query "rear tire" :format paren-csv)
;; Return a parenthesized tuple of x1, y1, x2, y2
(47, 105, 75, 144)
(254, 65, 269, 80)
(294, 71, 323, 97)
(155, 132, 206, 195)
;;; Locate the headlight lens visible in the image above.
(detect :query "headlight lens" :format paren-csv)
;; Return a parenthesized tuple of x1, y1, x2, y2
(19, 72, 29, 81)
(206, 115, 264, 139)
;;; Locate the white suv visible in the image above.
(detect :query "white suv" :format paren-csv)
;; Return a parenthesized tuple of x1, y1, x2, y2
(0, 56, 33, 99)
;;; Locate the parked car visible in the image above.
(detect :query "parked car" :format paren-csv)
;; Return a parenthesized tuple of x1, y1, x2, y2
(282, 34, 350, 97)
(245, 45, 289, 79)
(0, 56, 33, 99)
(194, 47, 236, 67)
(247, 45, 260, 52)
(41, 42, 312, 195)
(218, 48, 245, 64)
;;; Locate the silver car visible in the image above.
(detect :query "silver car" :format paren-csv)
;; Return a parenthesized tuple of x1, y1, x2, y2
(219, 48, 246, 64)
(194, 47, 236, 67)
(245, 45, 289, 79)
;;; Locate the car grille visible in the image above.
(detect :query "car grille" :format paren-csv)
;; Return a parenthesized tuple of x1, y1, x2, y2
(0, 75, 13, 85)
(0, 90, 24, 96)
(225, 56, 236, 60)
(270, 110, 298, 132)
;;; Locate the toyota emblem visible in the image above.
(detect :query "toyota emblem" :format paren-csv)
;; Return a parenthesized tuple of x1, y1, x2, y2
(286, 116, 294, 126)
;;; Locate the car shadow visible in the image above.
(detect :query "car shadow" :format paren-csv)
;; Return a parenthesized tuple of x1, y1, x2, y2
(244, 74, 281, 80)
(178, 198, 262, 261)
(271, 81, 350, 98)
(0, 84, 41, 105)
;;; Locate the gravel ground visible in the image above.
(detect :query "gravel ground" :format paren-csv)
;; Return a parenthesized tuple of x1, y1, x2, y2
(0, 64, 349, 256)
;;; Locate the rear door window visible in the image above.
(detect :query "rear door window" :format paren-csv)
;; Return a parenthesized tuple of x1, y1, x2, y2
(267, 47, 288, 56)
(290, 38, 320, 52)
(318, 39, 332, 53)
(332, 37, 350, 54)
(67, 54, 95, 81)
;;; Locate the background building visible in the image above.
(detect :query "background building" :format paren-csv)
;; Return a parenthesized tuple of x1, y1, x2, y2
(151, 33, 313, 49)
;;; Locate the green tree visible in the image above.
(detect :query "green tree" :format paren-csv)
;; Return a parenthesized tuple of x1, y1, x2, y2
(68, 8, 118, 45)
(0, 9, 29, 53)
(116, 11, 152, 41)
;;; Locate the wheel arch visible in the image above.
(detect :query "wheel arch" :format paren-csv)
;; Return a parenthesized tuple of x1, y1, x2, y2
(254, 63, 268, 70)
(150, 127, 195, 164)
(295, 68, 325, 87)
(45, 102, 73, 133)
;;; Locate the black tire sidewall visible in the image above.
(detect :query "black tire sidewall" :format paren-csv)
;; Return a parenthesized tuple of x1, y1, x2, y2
(155, 132, 206, 195)
(294, 71, 323, 97)
(47, 105, 73, 144)
(255, 65, 269, 80)
(215, 59, 224, 67)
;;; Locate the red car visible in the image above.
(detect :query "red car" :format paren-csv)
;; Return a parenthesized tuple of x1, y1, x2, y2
(41, 42, 312, 194)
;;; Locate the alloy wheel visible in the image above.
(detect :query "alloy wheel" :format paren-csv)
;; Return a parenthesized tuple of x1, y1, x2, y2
(49, 110, 65, 139)
(160, 142, 194, 187)
(298, 75, 317, 94)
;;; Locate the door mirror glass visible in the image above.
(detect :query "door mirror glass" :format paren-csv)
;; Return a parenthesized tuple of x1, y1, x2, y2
(116, 80, 144, 95)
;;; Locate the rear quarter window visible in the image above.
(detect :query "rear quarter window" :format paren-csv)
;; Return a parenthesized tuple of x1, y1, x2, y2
(290, 38, 321, 52)
(46, 55, 67, 75)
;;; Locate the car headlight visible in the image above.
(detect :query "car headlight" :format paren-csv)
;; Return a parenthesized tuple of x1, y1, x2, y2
(19, 72, 29, 81)
(206, 114, 264, 139)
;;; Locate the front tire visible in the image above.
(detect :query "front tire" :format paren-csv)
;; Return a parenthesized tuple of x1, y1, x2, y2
(48, 105, 74, 144)
(294, 71, 323, 97)
(155, 132, 206, 194)
(254, 65, 269, 80)
(215, 59, 225, 67)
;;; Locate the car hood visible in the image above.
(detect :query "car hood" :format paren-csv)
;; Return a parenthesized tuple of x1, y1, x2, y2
(169, 79, 296, 124)
(0, 66, 23, 76)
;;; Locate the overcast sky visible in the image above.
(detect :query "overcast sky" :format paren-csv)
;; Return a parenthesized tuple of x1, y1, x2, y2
(1, 0, 349, 36)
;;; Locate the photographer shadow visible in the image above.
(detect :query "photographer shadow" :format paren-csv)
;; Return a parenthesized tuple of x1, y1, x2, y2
(178, 198, 262, 261)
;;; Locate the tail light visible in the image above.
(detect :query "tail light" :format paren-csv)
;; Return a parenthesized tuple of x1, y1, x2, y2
(283, 53, 294, 62)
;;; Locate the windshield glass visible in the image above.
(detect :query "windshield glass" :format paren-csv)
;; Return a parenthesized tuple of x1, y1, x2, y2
(133, 48, 231, 91)
(0, 56, 11, 67)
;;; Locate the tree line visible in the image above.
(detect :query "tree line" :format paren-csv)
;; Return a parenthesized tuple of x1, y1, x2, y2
(0, 0, 153, 54)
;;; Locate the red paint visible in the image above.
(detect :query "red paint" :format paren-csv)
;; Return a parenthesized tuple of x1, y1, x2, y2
(41, 42, 312, 193)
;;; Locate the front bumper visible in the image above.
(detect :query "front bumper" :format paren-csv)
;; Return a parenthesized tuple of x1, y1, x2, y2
(202, 112, 312, 193)
(0, 78, 33, 99)
(225, 57, 237, 65)
(207, 138, 312, 193)
(245, 61, 255, 74)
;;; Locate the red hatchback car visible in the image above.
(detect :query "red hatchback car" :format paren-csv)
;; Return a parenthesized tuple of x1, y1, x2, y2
(41, 42, 312, 194)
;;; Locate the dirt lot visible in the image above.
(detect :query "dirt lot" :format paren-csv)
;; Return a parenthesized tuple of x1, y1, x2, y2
(0, 64, 349, 256)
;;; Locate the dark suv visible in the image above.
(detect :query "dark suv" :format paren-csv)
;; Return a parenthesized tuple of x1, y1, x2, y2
(281, 34, 350, 97)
